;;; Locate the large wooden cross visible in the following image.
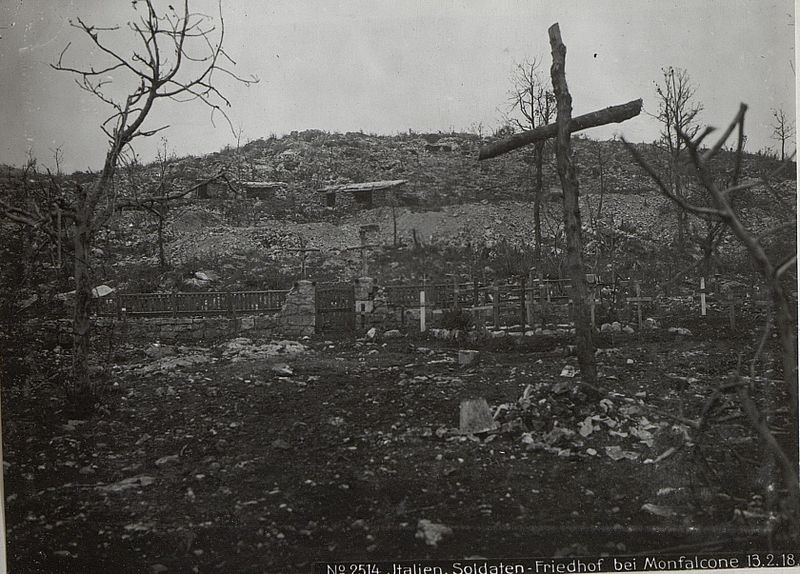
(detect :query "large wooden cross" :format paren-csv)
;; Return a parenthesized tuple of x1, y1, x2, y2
(477, 23, 642, 385)
(286, 238, 320, 279)
(345, 229, 380, 277)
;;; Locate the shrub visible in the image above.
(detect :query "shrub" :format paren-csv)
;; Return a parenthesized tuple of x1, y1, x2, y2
(439, 307, 474, 331)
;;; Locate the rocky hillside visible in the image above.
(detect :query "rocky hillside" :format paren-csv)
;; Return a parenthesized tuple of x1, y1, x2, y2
(2, 130, 796, 294)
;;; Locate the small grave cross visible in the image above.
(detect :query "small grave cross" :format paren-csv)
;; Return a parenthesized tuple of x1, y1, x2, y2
(626, 283, 652, 329)
(699, 277, 708, 316)
(586, 274, 600, 328)
(588, 291, 601, 329)
(724, 286, 740, 330)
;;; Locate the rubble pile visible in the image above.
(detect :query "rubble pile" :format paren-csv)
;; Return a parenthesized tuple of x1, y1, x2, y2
(220, 337, 308, 362)
(488, 383, 691, 464)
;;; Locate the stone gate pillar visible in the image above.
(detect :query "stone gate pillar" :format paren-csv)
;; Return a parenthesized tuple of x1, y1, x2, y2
(279, 280, 316, 337)
(354, 277, 375, 331)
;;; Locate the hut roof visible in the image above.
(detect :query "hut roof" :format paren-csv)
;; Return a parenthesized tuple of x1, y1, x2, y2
(319, 179, 407, 193)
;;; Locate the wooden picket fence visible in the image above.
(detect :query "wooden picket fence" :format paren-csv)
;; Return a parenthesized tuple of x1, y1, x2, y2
(89, 276, 778, 330)
(96, 290, 289, 318)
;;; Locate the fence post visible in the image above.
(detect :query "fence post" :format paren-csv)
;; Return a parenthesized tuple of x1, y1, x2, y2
(526, 270, 535, 328)
(493, 281, 500, 329)
(172, 292, 177, 318)
(700, 277, 706, 317)
(121, 305, 128, 342)
(419, 290, 426, 332)
(519, 276, 526, 329)
(541, 281, 548, 328)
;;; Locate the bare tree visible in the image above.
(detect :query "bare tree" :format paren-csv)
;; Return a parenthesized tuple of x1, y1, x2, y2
(653, 66, 703, 246)
(625, 105, 799, 531)
(0, 1, 255, 408)
(119, 144, 238, 270)
(508, 57, 556, 273)
(770, 108, 796, 162)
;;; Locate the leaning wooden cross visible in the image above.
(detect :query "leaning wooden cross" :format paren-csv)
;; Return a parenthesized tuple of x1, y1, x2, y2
(478, 23, 642, 385)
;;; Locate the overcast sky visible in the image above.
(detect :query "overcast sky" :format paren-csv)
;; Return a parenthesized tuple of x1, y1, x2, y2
(1, 1, 796, 173)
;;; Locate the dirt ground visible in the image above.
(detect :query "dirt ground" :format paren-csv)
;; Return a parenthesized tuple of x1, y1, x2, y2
(5, 318, 798, 573)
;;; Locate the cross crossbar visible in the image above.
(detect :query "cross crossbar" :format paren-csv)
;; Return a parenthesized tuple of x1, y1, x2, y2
(478, 99, 643, 160)
(344, 242, 380, 277)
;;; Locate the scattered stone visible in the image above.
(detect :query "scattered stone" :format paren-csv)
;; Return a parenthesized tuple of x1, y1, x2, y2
(383, 329, 402, 339)
(18, 293, 38, 310)
(459, 398, 497, 434)
(600, 323, 613, 333)
(145, 343, 174, 359)
(641, 503, 677, 518)
(221, 338, 307, 361)
(458, 350, 480, 366)
(366, 327, 378, 340)
(137, 354, 211, 375)
(184, 278, 209, 289)
(98, 475, 156, 493)
(667, 327, 693, 336)
(149, 564, 169, 574)
(155, 455, 180, 467)
(79, 465, 95, 475)
(194, 270, 220, 282)
(271, 438, 291, 450)
(415, 519, 452, 547)
(611, 322, 622, 333)
(91, 284, 115, 298)
(604, 446, 639, 461)
(271, 363, 294, 376)
(622, 325, 635, 335)
(578, 417, 595, 437)
(560, 365, 577, 378)
(644, 317, 659, 329)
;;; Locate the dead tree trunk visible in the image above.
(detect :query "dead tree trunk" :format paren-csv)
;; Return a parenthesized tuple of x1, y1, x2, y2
(549, 23, 597, 385)
(533, 142, 545, 271)
(71, 188, 94, 407)
(157, 213, 166, 269)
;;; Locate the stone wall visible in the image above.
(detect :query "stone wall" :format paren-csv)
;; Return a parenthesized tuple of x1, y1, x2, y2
(119, 314, 280, 343)
(31, 313, 281, 347)
(279, 280, 316, 337)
